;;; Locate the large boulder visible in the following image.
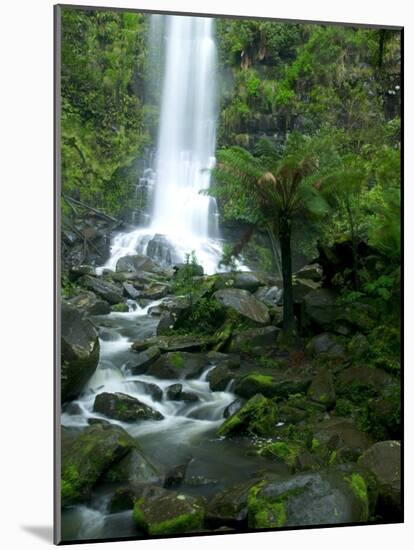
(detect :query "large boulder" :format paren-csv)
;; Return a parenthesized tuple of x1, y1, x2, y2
(234, 370, 312, 400)
(61, 302, 100, 402)
(247, 469, 369, 528)
(335, 366, 392, 400)
(129, 346, 161, 375)
(103, 447, 161, 485)
(303, 288, 339, 329)
(115, 254, 160, 274)
(132, 487, 205, 535)
(77, 275, 124, 305)
(67, 291, 111, 316)
(358, 441, 401, 518)
(213, 271, 271, 292)
(307, 370, 336, 408)
(207, 365, 234, 391)
(205, 480, 257, 529)
(312, 417, 373, 461)
(145, 352, 208, 380)
(61, 423, 155, 506)
(254, 286, 283, 307)
(295, 263, 323, 282)
(217, 393, 278, 438)
(306, 333, 345, 359)
(93, 392, 163, 422)
(165, 383, 199, 402)
(229, 326, 279, 353)
(214, 289, 270, 324)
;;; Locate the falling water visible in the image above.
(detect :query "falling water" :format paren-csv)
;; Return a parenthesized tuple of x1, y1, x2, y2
(103, 15, 223, 274)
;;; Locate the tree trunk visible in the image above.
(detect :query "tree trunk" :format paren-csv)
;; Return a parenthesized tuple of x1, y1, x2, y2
(279, 216, 294, 331)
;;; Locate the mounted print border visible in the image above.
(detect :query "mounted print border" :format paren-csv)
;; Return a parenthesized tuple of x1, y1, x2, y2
(54, 3, 404, 545)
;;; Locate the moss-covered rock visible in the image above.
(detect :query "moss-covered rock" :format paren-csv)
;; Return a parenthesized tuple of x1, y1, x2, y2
(61, 302, 100, 402)
(259, 441, 302, 471)
(132, 488, 205, 535)
(247, 469, 369, 529)
(335, 365, 393, 402)
(213, 288, 270, 324)
(217, 393, 278, 438)
(61, 423, 152, 506)
(228, 325, 279, 353)
(234, 371, 312, 399)
(312, 417, 373, 462)
(146, 351, 208, 379)
(111, 302, 129, 312)
(93, 392, 164, 422)
(307, 370, 336, 408)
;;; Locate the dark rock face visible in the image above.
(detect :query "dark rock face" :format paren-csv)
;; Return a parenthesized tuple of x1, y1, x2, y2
(335, 366, 392, 398)
(303, 288, 340, 328)
(146, 352, 208, 380)
(207, 365, 234, 391)
(295, 264, 323, 282)
(68, 291, 111, 316)
(93, 392, 163, 422)
(223, 398, 244, 419)
(165, 383, 199, 402)
(104, 447, 161, 485)
(248, 469, 370, 528)
(129, 346, 161, 374)
(61, 423, 155, 506)
(163, 457, 193, 489)
(77, 275, 124, 304)
(234, 370, 312, 399)
(358, 440, 401, 519)
(61, 302, 100, 402)
(218, 393, 279, 438)
(214, 288, 270, 324)
(132, 380, 163, 402)
(229, 326, 279, 353)
(306, 333, 345, 359)
(307, 370, 336, 408)
(132, 487, 205, 535)
(116, 254, 160, 273)
(312, 417, 373, 461)
(122, 281, 141, 299)
(206, 480, 256, 529)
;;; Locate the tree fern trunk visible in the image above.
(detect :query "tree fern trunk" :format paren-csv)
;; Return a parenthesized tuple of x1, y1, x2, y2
(279, 216, 294, 331)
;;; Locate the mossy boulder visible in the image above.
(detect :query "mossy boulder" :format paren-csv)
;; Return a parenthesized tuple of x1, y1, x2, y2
(103, 447, 161, 485)
(358, 440, 401, 519)
(254, 286, 283, 308)
(146, 351, 208, 379)
(213, 288, 270, 324)
(217, 393, 278, 438)
(247, 469, 369, 529)
(205, 480, 257, 529)
(335, 365, 392, 402)
(132, 488, 205, 535)
(207, 364, 234, 391)
(303, 288, 339, 329)
(61, 423, 154, 506)
(306, 333, 345, 359)
(307, 370, 336, 408)
(312, 417, 373, 461)
(111, 302, 129, 312)
(130, 346, 161, 374)
(61, 302, 100, 402)
(77, 274, 124, 304)
(67, 290, 111, 316)
(115, 254, 161, 274)
(234, 371, 312, 399)
(93, 392, 163, 422)
(165, 383, 199, 402)
(228, 326, 279, 353)
(259, 441, 303, 471)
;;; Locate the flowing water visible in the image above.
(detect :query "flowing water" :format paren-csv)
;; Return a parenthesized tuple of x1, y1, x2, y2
(103, 15, 224, 275)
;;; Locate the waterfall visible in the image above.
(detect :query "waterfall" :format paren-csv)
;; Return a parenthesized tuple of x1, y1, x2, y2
(103, 15, 223, 275)
(151, 15, 218, 241)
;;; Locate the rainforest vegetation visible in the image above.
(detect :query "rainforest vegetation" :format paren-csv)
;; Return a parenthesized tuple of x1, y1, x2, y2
(59, 7, 402, 543)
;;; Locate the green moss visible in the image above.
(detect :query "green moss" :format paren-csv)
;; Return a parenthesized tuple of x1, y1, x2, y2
(311, 438, 321, 451)
(218, 393, 278, 438)
(132, 498, 204, 535)
(345, 473, 369, 520)
(247, 482, 287, 529)
(259, 441, 301, 469)
(111, 302, 129, 312)
(170, 353, 184, 369)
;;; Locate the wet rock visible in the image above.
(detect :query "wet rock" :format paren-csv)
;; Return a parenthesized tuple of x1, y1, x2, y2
(254, 286, 283, 307)
(234, 371, 312, 400)
(358, 440, 401, 519)
(104, 447, 160, 485)
(293, 278, 321, 302)
(214, 288, 270, 324)
(146, 352, 208, 380)
(61, 423, 148, 506)
(68, 291, 111, 316)
(116, 254, 160, 274)
(77, 275, 124, 305)
(229, 326, 279, 353)
(93, 392, 163, 422)
(218, 393, 278, 438)
(61, 302, 100, 402)
(138, 284, 170, 301)
(312, 417, 373, 461)
(109, 486, 143, 513)
(68, 264, 97, 281)
(247, 469, 370, 528)
(306, 333, 345, 359)
(156, 312, 175, 335)
(166, 383, 199, 402)
(132, 487, 205, 535)
(62, 402, 83, 416)
(130, 346, 161, 375)
(205, 480, 257, 529)
(122, 282, 141, 300)
(303, 288, 340, 329)
(308, 371, 336, 408)
(111, 302, 129, 312)
(164, 457, 193, 489)
(213, 271, 279, 292)
(295, 263, 323, 282)
(259, 441, 303, 471)
(206, 351, 240, 369)
(223, 398, 244, 418)
(335, 366, 392, 399)
(207, 365, 233, 391)
(131, 380, 163, 402)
